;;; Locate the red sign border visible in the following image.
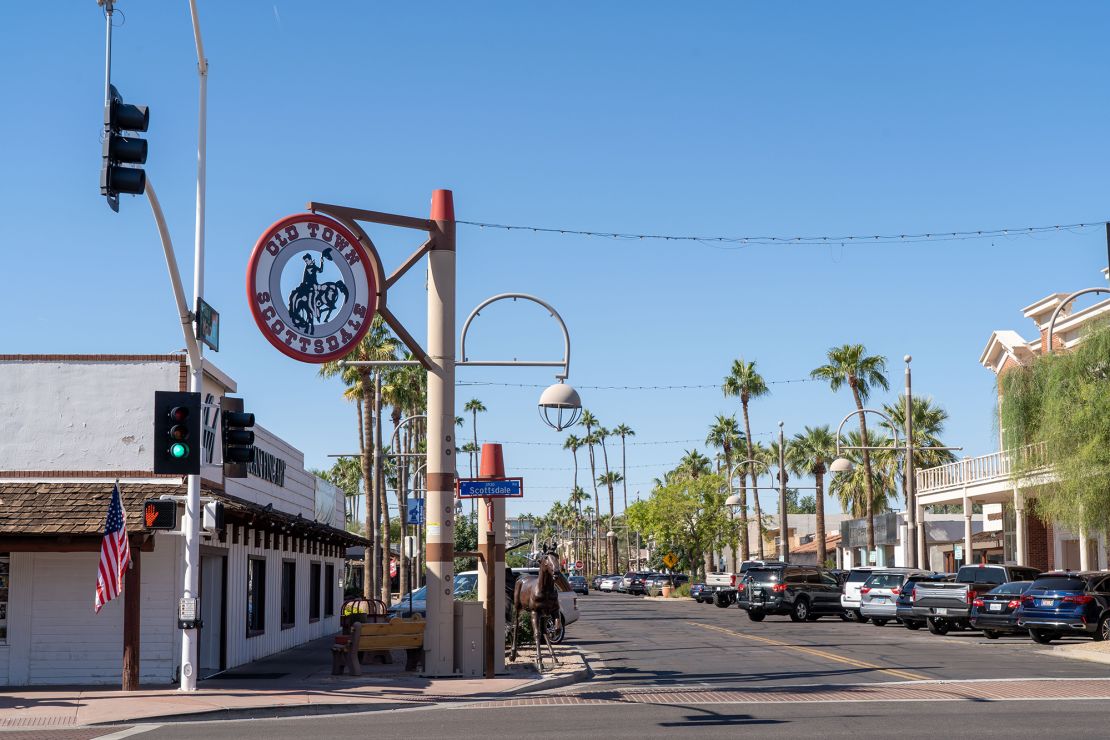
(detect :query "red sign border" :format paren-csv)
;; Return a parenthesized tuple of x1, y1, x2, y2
(455, 477, 525, 499)
(246, 213, 379, 364)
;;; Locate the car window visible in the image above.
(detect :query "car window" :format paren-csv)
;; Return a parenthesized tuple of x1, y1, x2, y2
(1030, 576, 1087, 592)
(1095, 578, 1110, 594)
(846, 569, 871, 584)
(955, 566, 1006, 585)
(747, 568, 780, 583)
(988, 581, 1030, 595)
(863, 573, 905, 589)
(820, 572, 840, 587)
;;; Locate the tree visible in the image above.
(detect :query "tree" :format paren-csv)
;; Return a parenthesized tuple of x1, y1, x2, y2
(581, 410, 602, 572)
(883, 394, 958, 512)
(625, 474, 732, 581)
(319, 316, 398, 599)
(706, 414, 744, 570)
(786, 425, 836, 565)
(563, 434, 584, 566)
(383, 358, 427, 600)
(678, 449, 712, 479)
(613, 423, 636, 572)
(723, 357, 769, 560)
(463, 399, 486, 477)
(597, 469, 624, 569)
(595, 425, 618, 570)
(811, 344, 888, 553)
(828, 431, 897, 517)
(1000, 321, 1110, 534)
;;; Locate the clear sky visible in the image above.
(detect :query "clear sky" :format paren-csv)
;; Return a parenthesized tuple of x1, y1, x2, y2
(5, 2, 1109, 521)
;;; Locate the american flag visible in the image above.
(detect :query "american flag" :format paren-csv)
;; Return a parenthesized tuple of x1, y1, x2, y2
(94, 484, 132, 613)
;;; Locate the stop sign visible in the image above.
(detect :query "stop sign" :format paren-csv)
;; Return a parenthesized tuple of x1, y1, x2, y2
(574, 560, 584, 570)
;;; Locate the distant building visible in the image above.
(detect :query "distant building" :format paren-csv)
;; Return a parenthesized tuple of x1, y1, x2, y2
(505, 515, 540, 543)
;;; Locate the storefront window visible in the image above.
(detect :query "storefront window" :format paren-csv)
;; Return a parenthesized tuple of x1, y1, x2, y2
(1002, 503, 1016, 563)
(281, 561, 296, 629)
(247, 557, 266, 636)
(0, 553, 9, 642)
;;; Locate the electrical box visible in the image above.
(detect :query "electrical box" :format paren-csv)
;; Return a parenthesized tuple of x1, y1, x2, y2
(453, 601, 484, 677)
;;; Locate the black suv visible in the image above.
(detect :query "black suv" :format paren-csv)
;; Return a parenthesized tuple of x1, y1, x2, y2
(737, 564, 845, 622)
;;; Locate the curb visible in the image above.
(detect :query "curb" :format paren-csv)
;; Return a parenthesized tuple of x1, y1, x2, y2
(501, 650, 593, 696)
(1051, 645, 1110, 666)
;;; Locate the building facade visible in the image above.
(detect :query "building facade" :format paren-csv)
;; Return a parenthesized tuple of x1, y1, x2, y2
(0, 355, 364, 686)
(914, 269, 1110, 573)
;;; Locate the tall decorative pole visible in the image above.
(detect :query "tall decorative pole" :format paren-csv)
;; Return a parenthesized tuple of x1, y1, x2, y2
(424, 190, 456, 676)
(905, 355, 919, 570)
(778, 421, 789, 563)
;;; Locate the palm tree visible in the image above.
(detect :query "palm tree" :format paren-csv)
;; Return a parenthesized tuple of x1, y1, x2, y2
(883, 395, 959, 508)
(678, 449, 712, 479)
(568, 484, 590, 566)
(463, 399, 486, 476)
(580, 410, 602, 572)
(613, 424, 635, 570)
(382, 359, 426, 603)
(748, 441, 772, 558)
(706, 414, 744, 569)
(786, 425, 837, 566)
(595, 426, 618, 570)
(319, 316, 397, 598)
(597, 469, 624, 570)
(563, 434, 584, 564)
(723, 358, 770, 561)
(811, 344, 889, 552)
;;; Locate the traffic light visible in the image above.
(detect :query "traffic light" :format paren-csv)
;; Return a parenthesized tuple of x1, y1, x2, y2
(101, 84, 149, 211)
(222, 396, 256, 478)
(153, 391, 201, 475)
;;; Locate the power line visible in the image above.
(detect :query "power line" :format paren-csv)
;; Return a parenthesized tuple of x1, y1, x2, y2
(458, 218, 1105, 248)
(458, 378, 816, 390)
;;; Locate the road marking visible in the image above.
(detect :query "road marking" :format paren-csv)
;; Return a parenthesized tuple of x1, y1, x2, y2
(95, 725, 163, 740)
(687, 621, 928, 681)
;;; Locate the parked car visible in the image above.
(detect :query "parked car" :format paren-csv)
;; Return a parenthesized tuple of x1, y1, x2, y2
(737, 564, 846, 622)
(598, 574, 623, 592)
(860, 570, 934, 626)
(1016, 571, 1110, 644)
(968, 581, 1034, 638)
(388, 571, 482, 617)
(647, 573, 689, 589)
(840, 567, 875, 622)
(914, 564, 1041, 635)
(691, 583, 715, 603)
(621, 571, 656, 595)
(895, 573, 953, 630)
(568, 575, 589, 595)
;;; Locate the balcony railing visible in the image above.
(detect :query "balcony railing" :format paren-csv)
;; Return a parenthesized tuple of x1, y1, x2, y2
(915, 442, 1048, 494)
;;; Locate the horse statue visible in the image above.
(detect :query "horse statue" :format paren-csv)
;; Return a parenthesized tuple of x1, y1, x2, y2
(509, 552, 562, 672)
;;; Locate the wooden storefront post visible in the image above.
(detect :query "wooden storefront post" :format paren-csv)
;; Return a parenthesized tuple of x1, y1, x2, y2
(122, 535, 142, 691)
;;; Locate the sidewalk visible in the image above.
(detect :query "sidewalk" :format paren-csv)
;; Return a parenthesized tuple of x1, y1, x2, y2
(0, 637, 590, 729)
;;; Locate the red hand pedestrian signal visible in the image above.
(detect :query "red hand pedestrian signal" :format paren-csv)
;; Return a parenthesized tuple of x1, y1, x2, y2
(142, 499, 178, 530)
(145, 504, 158, 527)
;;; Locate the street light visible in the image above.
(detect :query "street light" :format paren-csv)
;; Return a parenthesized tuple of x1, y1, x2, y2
(538, 381, 582, 431)
(830, 356, 960, 569)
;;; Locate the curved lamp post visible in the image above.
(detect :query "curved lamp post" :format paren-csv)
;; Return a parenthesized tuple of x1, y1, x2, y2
(829, 358, 960, 569)
(1046, 287, 1110, 354)
(727, 457, 771, 560)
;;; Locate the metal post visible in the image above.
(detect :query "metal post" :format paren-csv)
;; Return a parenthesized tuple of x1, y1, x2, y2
(778, 422, 789, 563)
(904, 355, 916, 569)
(424, 190, 456, 676)
(102, 1, 113, 107)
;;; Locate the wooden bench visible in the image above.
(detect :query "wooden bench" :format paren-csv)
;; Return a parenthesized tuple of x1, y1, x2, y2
(331, 616, 426, 675)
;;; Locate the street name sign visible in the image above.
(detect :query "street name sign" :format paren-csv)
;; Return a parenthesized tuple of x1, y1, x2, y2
(456, 478, 524, 499)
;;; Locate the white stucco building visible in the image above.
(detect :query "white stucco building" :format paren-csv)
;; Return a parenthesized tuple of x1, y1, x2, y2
(0, 354, 364, 686)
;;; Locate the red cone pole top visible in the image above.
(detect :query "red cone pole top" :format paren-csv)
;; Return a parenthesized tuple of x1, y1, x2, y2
(430, 189, 454, 221)
(479, 443, 505, 479)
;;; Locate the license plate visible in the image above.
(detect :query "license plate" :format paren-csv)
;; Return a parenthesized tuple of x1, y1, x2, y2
(989, 603, 1002, 612)
(935, 608, 949, 616)
(873, 597, 888, 604)
(1040, 599, 1055, 607)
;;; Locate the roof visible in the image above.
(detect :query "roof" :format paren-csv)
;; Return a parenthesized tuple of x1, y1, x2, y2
(0, 481, 367, 546)
(794, 532, 841, 554)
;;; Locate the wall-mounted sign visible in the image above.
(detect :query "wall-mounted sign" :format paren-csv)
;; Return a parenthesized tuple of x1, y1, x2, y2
(248, 447, 286, 487)
(195, 297, 220, 352)
(247, 213, 379, 363)
(407, 498, 425, 525)
(456, 478, 524, 499)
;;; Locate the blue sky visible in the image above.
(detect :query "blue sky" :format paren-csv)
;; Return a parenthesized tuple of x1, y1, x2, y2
(5, 2, 1109, 520)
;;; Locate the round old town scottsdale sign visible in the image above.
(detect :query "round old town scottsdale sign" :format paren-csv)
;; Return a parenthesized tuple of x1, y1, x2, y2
(247, 213, 378, 363)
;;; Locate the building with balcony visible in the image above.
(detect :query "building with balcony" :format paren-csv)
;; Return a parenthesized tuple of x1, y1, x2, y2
(914, 269, 1110, 573)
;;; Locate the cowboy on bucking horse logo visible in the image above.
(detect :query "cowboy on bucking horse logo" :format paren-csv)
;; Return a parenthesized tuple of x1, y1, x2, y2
(287, 247, 348, 335)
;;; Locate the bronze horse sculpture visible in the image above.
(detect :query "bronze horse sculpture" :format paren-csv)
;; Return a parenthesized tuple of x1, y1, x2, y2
(509, 553, 562, 671)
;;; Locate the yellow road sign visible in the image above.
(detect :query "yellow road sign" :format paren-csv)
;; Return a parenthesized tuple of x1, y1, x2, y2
(662, 552, 678, 568)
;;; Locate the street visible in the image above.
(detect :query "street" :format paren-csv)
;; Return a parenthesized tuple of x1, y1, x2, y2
(99, 593, 1110, 739)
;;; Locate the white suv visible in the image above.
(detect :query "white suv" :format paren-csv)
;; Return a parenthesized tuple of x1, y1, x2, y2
(840, 567, 874, 622)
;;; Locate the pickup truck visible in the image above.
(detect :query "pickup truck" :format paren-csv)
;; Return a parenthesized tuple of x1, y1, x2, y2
(912, 563, 1041, 634)
(706, 572, 737, 607)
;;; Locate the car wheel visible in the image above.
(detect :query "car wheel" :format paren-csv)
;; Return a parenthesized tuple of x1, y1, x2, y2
(714, 593, 731, 608)
(790, 598, 810, 622)
(850, 610, 868, 623)
(1098, 617, 1110, 643)
(903, 620, 922, 630)
(871, 618, 888, 627)
(839, 611, 852, 622)
(1029, 628, 1056, 645)
(544, 614, 566, 644)
(747, 610, 766, 622)
(927, 618, 950, 636)
(983, 630, 999, 640)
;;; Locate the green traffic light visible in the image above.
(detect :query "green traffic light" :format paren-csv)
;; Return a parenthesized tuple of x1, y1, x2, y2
(170, 442, 189, 459)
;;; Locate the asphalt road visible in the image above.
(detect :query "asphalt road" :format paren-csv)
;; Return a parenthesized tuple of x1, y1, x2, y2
(95, 592, 1110, 739)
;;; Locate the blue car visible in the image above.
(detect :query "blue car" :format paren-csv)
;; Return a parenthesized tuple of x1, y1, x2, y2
(1016, 571, 1110, 644)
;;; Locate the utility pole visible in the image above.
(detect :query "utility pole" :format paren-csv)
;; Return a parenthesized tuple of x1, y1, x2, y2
(778, 421, 789, 563)
(905, 355, 918, 570)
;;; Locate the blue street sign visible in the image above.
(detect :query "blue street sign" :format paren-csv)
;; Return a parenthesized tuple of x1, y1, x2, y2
(407, 498, 425, 525)
(457, 478, 524, 499)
